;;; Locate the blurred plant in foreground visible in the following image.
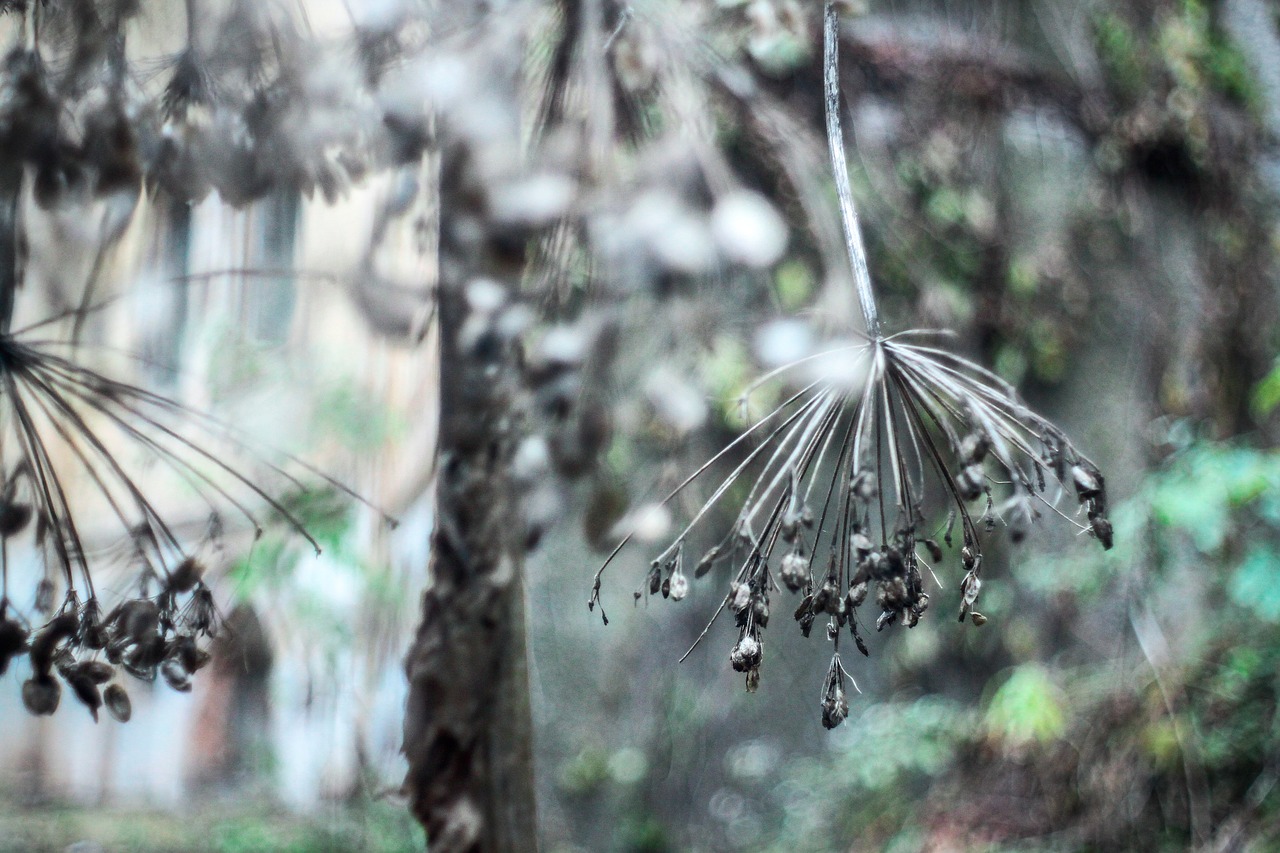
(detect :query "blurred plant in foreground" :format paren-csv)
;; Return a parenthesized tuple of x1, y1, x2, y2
(0, 323, 385, 722)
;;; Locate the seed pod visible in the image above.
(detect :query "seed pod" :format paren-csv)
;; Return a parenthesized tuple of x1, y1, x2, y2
(668, 570, 689, 602)
(820, 699, 847, 729)
(821, 685, 848, 729)
(80, 601, 110, 650)
(847, 580, 869, 609)
(161, 658, 192, 692)
(174, 636, 212, 673)
(819, 580, 840, 615)
(167, 557, 204, 594)
(66, 672, 103, 721)
(753, 597, 770, 628)
(124, 636, 166, 681)
(1090, 515, 1114, 550)
(959, 433, 990, 464)
(22, 674, 60, 715)
(0, 501, 32, 537)
(779, 552, 808, 593)
(729, 582, 751, 613)
(68, 660, 115, 684)
(850, 532, 874, 556)
(0, 618, 28, 676)
(879, 577, 908, 609)
(729, 634, 762, 672)
(970, 612, 988, 626)
(29, 612, 78, 676)
(187, 587, 219, 636)
(694, 545, 720, 578)
(1072, 464, 1102, 501)
(881, 547, 905, 579)
(798, 610, 815, 638)
(744, 667, 760, 693)
(104, 683, 132, 723)
(118, 600, 160, 643)
(956, 464, 985, 501)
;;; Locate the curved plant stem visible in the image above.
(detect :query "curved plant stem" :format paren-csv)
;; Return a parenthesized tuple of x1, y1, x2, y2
(823, 1, 880, 337)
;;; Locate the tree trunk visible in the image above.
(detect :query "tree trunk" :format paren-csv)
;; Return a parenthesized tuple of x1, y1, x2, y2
(401, 140, 540, 851)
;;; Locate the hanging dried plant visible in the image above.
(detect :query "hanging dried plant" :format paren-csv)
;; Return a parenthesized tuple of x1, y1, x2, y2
(591, 2, 1112, 729)
(0, 315, 388, 720)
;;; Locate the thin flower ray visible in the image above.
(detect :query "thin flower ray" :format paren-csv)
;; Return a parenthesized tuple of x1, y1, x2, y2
(24, 341, 397, 526)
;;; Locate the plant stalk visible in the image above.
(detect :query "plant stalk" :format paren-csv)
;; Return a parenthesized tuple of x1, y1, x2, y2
(823, 1, 880, 337)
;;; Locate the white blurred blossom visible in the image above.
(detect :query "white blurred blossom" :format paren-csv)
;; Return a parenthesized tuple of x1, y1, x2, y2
(645, 367, 708, 434)
(712, 190, 788, 268)
(755, 319, 813, 367)
(613, 503, 673, 544)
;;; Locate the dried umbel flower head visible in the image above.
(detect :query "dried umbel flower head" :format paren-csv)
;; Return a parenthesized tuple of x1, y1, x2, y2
(0, 318, 389, 721)
(588, 1, 1111, 728)
(593, 328, 1111, 726)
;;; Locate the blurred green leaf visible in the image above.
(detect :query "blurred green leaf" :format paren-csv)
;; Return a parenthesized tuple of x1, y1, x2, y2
(985, 665, 1066, 747)
(1253, 358, 1280, 419)
(774, 260, 814, 311)
(1229, 545, 1280, 622)
(1140, 719, 1182, 769)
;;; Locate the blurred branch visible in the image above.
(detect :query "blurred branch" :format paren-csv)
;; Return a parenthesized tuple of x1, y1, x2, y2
(1129, 599, 1211, 847)
(839, 27, 1107, 137)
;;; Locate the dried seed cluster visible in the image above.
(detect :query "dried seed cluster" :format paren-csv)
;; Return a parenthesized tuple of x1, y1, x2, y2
(596, 333, 1111, 728)
(0, 3, 400, 722)
(0, 327, 381, 720)
(0, 2, 427, 210)
(1, 561, 217, 721)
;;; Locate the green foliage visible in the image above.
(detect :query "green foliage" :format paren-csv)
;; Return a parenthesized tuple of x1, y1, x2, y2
(1095, 4, 1258, 111)
(1253, 357, 1280, 419)
(773, 259, 814, 312)
(0, 799, 424, 853)
(229, 487, 355, 595)
(1147, 441, 1280, 553)
(225, 485, 405, 681)
(558, 746, 613, 795)
(762, 698, 975, 851)
(1228, 544, 1280, 622)
(213, 799, 423, 853)
(985, 665, 1066, 748)
(1094, 13, 1145, 99)
(312, 380, 402, 452)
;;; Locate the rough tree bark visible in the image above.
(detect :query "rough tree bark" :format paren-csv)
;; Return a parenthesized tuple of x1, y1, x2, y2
(401, 144, 540, 851)
(396, 4, 547, 848)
